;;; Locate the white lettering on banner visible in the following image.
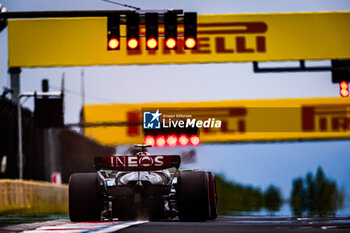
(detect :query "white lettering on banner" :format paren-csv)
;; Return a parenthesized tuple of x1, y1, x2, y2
(186, 119, 196, 127)
(163, 118, 221, 128)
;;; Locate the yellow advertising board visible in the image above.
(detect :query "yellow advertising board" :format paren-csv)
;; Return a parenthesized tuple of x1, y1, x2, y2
(8, 11, 350, 68)
(83, 97, 350, 146)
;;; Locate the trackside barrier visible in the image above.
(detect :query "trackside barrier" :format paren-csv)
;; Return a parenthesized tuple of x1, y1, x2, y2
(0, 179, 68, 215)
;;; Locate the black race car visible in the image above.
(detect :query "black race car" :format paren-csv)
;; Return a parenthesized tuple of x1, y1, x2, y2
(68, 145, 218, 222)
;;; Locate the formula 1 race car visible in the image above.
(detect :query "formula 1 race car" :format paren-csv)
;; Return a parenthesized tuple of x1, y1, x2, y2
(68, 145, 218, 222)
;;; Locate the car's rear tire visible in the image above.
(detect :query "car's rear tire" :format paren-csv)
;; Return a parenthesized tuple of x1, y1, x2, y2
(177, 171, 210, 221)
(69, 173, 101, 222)
(207, 172, 218, 220)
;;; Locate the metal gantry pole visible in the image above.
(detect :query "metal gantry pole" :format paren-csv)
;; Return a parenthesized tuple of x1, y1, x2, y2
(9, 67, 21, 103)
(17, 95, 23, 179)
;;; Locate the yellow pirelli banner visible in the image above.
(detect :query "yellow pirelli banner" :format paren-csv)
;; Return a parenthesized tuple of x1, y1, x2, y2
(8, 11, 350, 67)
(83, 97, 350, 146)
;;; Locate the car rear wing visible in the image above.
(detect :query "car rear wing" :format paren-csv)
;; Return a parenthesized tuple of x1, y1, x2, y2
(94, 155, 181, 171)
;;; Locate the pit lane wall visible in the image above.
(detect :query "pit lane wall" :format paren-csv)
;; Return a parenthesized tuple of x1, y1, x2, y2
(0, 179, 68, 215)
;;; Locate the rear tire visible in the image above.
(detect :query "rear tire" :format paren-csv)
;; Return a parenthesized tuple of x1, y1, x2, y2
(69, 173, 101, 222)
(177, 171, 210, 221)
(207, 172, 218, 220)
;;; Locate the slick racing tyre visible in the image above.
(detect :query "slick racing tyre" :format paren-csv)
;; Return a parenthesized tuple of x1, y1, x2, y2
(207, 172, 218, 220)
(177, 171, 210, 221)
(69, 173, 101, 222)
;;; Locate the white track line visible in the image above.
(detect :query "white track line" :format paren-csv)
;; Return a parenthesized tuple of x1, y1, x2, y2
(88, 221, 148, 233)
(22, 221, 148, 233)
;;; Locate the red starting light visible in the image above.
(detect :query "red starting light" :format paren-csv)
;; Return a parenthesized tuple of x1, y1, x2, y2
(146, 38, 158, 50)
(190, 135, 200, 146)
(156, 135, 166, 147)
(166, 135, 178, 147)
(144, 135, 155, 147)
(185, 37, 196, 49)
(178, 134, 189, 146)
(108, 38, 120, 50)
(127, 38, 139, 50)
(340, 81, 349, 97)
(165, 38, 177, 49)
